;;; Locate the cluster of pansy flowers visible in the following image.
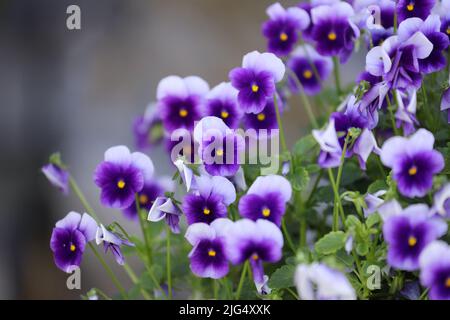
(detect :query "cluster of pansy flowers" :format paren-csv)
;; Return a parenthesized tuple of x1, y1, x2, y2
(42, 0, 450, 300)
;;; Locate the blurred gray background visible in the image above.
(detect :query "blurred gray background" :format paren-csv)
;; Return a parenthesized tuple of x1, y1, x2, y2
(0, 0, 363, 299)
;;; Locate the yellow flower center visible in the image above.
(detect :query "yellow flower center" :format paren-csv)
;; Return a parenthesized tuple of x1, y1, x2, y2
(179, 108, 188, 117)
(216, 149, 224, 157)
(407, 3, 414, 11)
(408, 166, 418, 176)
(303, 70, 313, 79)
(70, 244, 76, 252)
(447, 27, 450, 35)
(408, 236, 417, 247)
(203, 207, 211, 215)
(262, 208, 271, 217)
(117, 180, 126, 189)
(139, 194, 148, 205)
(257, 113, 266, 121)
(328, 32, 337, 41)
(446, 277, 450, 288)
(252, 253, 259, 260)
(252, 84, 259, 93)
(221, 110, 229, 119)
(208, 249, 216, 257)
(280, 32, 288, 41)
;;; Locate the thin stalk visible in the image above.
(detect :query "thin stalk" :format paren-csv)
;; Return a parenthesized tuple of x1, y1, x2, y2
(273, 94, 288, 153)
(386, 93, 400, 135)
(135, 194, 153, 265)
(333, 56, 342, 96)
(166, 226, 172, 299)
(235, 261, 249, 300)
(69, 176, 99, 221)
(123, 263, 151, 300)
(281, 219, 296, 253)
(328, 169, 345, 231)
(286, 69, 319, 129)
(286, 287, 299, 300)
(213, 279, 219, 300)
(88, 243, 127, 299)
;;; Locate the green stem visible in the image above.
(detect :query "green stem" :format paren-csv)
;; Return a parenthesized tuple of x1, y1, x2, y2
(286, 287, 299, 300)
(91, 288, 112, 300)
(333, 56, 342, 96)
(136, 194, 153, 265)
(281, 219, 296, 253)
(123, 263, 152, 300)
(328, 169, 345, 231)
(213, 279, 219, 300)
(386, 94, 400, 136)
(235, 261, 249, 300)
(69, 176, 99, 221)
(273, 94, 288, 153)
(286, 69, 319, 129)
(419, 288, 429, 300)
(166, 226, 172, 299)
(88, 243, 127, 299)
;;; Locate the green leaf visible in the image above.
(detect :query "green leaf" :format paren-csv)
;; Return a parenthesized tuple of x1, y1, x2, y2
(289, 167, 310, 192)
(341, 162, 362, 186)
(367, 180, 388, 194)
(268, 265, 295, 289)
(292, 134, 317, 157)
(345, 215, 362, 229)
(356, 242, 369, 256)
(315, 231, 346, 255)
(366, 213, 381, 228)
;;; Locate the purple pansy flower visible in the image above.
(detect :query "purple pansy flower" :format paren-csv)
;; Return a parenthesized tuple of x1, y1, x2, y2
(94, 146, 154, 209)
(193, 116, 244, 177)
(295, 263, 356, 300)
(380, 129, 444, 198)
(95, 224, 134, 265)
(397, 0, 436, 23)
(366, 19, 433, 90)
(174, 157, 197, 192)
(262, 2, 310, 56)
(298, 0, 340, 41)
(156, 75, 209, 132)
(205, 82, 242, 129)
(225, 219, 283, 293)
(167, 128, 198, 164)
(419, 241, 450, 300)
(42, 163, 70, 195)
(50, 212, 97, 273)
(364, 190, 387, 217)
(313, 97, 381, 169)
(183, 175, 236, 225)
(242, 97, 279, 137)
(133, 103, 164, 151)
(432, 183, 450, 218)
(287, 44, 333, 95)
(396, 15, 449, 74)
(238, 175, 292, 227)
(185, 218, 233, 279)
(148, 196, 182, 234)
(123, 177, 174, 220)
(310, 2, 360, 63)
(229, 51, 285, 114)
(383, 203, 447, 271)
(395, 89, 419, 135)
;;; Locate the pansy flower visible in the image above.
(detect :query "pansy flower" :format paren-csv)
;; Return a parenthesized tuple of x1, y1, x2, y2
(380, 129, 444, 198)
(123, 177, 173, 221)
(396, 15, 449, 74)
(133, 103, 164, 151)
(156, 75, 209, 132)
(395, 89, 419, 135)
(310, 2, 360, 63)
(50, 212, 97, 272)
(94, 145, 154, 209)
(148, 196, 182, 234)
(313, 97, 380, 169)
(167, 128, 198, 164)
(262, 2, 310, 56)
(242, 97, 279, 136)
(238, 175, 292, 227)
(294, 263, 356, 300)
(397, 0, 436, 23)
(229, 51, 285, 114)
(193, 116, 244, 177)
(432, 183, 450, 218)
(205, 82, 242, 129)
(287, 44, 333, 95)
(225, 219, 283, 293)
(383, 203, 447, 271)
(95, 224, 134, 265)
(185, 218, 233, 279)
(182, 175, 236, 225)
(42, 163, 70, 195)
(419, 241, 450, 300)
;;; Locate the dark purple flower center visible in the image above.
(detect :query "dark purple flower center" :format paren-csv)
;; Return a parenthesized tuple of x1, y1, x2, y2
(183, 193, 227, 225)
(206, 98, 240, 128)
(160, 95, 202, 131)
